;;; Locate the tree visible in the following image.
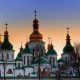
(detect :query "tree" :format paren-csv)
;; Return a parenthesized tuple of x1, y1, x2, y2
(74, 42, 80, 58)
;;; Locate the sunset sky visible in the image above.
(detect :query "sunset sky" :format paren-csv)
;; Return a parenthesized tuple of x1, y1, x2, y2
(0, 0, 80, 59)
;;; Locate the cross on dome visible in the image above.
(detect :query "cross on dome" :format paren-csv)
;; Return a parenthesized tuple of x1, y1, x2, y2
(5, 22, 8, 31)
(48, 37, 51, 44)
(67, 26, 70, 34)
(34, 10, 37, 19)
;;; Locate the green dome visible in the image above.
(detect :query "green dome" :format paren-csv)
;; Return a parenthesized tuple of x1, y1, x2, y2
(1, 39, 13, 50)
(63, 44, 75, 53)
(17, 52, 22, 58)
(32, 57, 49, 64)
(22, 47, 31, 54)
(15, 49, 23, 61)
(47, 48, 57, 55)
(57, 58, 64, 62)
(15, 57, 23, 61)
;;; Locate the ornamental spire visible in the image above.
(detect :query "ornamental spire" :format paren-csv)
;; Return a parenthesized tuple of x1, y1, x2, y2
(5, 22, 8, 31)
(47, 37, 53, 50)
(48, 37, 51, 44)
(4, 22, 9, 40)
(25, 34, 29, 48)
(20, 41, 23, 52)
(50, 38, 53, 49)
(47, 37, 51, 50)
(33, 10, 39, 30)
(66, 27, 71, 45)
(34, 10, 37, 19)
(67, 26, 69, 35)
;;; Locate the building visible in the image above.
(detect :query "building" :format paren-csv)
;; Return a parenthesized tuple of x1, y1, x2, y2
(0, 11, 79, 79)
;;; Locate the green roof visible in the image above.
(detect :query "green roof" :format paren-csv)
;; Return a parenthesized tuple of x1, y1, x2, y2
(51, 65, 57, 68)
(22, 47, 31, 54)
(15, 57, 23, 61)
(1, 39, 13, 50)
(47, 48, 57, 55)
(63, 44, 75, 54)
(15, 66, 23, 69)
(32, 57, 49, 64)
(57, 58, 64, 62)
(17, 52, 22, 58)
(23, 65, 34, 68)
(31, 72, 37, 74)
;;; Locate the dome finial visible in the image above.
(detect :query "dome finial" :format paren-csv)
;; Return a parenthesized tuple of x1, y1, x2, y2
(50, 38, 53, 49)
(21, 41, 22, 47)
(5, 21, 8, 31)
(26, 35, 28, 42)
(25, 34, 29, 48)
(66, 27, 71, 45)
(48, 37, 51, 44)
(47, 37, 51, 50)
(20, 41, 23, 52)
(51, 38, 52, 44)
(34, 10, 37, 19)
(67, 26, 70, 34)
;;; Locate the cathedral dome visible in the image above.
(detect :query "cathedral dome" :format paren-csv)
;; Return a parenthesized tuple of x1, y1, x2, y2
(29, 30, 43, 42)
(22, 42, 31, 54)
(1, 24, 13, 50)
(29, 10, 43, 42)
(47, 43, 57, 55)
(1, 40, 13, 50)
(47, 49, 57, 55)
(32, 56, 49, 64)
(63, 27, 75, 53)
(63, 44, 75, 53)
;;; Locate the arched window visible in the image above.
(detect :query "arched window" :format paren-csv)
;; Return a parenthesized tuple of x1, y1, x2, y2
(7, 54, 9, 60)
(27, 56, 29, 65)
(24, 56, 25, 65)
(7, 69, 13, 74)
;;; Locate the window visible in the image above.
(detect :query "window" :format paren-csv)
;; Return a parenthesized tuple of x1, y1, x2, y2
(7, 69, 13, 74)
(7, 54, 9, 60)
(50, 58, 51, 65)
(18, 63, 20, 67)
(27, 56, 29, 65)
(53, 58, 55, 65)
(24, 56, 25, 65)
(15, 63, 16, 66)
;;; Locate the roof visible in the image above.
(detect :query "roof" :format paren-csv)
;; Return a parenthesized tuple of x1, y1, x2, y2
(22, 47, 31, 54)
(31, 72, 37, 74)
(15, 66, 23, 69)
(57, 58, 64, 62)
(51, 65, 57, 68)
(23, 65, 34, 68)
(17, 52, 22, 58)
(63, 44, 75, 54)
(15, 57, 23, 61)
(32, 56, 49, 64)
(47, 48, 57, 55)
(1, 39, 13, 50)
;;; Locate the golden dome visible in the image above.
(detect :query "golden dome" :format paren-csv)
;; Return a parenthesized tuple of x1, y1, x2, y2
(29, 10, 43, 42)
(29, 30, 43, 42)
